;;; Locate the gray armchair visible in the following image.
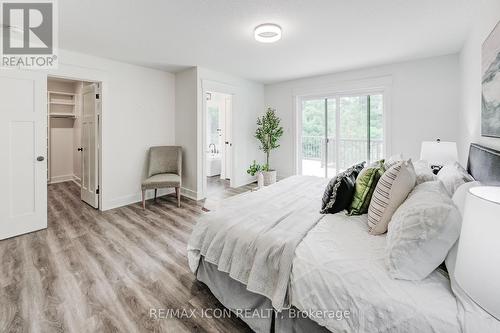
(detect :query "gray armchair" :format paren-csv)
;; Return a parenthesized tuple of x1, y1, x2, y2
(142, 146, 182, 209)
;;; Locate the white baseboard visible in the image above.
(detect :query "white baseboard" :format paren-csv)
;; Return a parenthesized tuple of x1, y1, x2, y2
(49, 174, 83, 187)
(72, 175, 81, 187)
(102, 188, 175, 211)
(277, 173, 292, 180)
(181, 187, 199, 201)
(233, 175, 257, 188)
(49, 174, 75, 184)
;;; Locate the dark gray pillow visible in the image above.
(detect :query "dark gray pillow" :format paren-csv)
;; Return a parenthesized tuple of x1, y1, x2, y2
(320, 162, 365, 214)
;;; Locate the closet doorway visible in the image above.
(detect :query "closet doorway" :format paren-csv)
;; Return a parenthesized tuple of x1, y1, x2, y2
(47, 77, 101, 209)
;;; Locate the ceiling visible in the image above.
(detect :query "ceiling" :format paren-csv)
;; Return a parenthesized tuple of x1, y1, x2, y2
(58, 0, 473, 84)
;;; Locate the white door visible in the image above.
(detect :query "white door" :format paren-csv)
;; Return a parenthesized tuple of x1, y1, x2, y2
(81, 84, 99, 208)
(223, 96, 232, 180)
(0, 71, 47, 240)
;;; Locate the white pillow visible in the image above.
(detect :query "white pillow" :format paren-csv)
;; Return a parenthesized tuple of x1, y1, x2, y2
(367, 159, 416, 235)
(437, 162, 474, 196)
(384, 153, 404, 169)
(413, 160, 437, 185)
(386, 181, 461, 280)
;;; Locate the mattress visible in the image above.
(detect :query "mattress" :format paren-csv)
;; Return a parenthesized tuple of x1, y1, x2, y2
(289, 212, 461, 333)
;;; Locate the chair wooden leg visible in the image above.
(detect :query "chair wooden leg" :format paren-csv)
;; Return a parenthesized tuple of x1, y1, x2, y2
(154, 189, 157, 202)
(175, 187, 180, 207)
(142, 190, 146, 209)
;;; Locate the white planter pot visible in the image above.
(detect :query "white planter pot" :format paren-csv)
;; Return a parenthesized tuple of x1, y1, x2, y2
(257, 172, 264, 188)
(262, 170, 277, 186)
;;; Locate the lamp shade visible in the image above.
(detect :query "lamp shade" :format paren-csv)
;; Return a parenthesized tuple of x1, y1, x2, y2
(420, 141, 458, 166)
(455, 186, 500, 319)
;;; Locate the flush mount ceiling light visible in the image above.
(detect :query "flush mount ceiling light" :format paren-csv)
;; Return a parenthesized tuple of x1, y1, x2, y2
(254, 23, 282, 43)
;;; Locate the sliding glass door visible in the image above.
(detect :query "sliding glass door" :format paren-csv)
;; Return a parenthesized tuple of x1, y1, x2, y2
(300, 93, 384, 178)
(301, 98, 331, 177)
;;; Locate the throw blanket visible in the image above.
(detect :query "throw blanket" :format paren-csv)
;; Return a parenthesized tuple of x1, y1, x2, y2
(187, 175, 328, 311)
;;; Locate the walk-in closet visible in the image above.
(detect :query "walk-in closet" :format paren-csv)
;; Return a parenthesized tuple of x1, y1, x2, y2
(47, 77, 101, 208)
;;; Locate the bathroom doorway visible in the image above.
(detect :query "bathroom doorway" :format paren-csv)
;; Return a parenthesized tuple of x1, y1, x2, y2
(205, 91, 233, 199)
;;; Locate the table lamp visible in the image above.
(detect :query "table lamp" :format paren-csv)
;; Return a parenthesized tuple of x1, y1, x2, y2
(420, 139, 458, 174)
(455, 186, 500, 319)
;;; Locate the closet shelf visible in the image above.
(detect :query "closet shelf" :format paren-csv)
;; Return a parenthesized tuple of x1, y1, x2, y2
(50, 101, 75, 106)
(48, 91, 76, 96)
(50, 113, 76, 118)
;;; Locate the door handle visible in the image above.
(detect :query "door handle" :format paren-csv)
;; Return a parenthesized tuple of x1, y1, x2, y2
(36, 156, 45, 162)
(77, 148, 83, 152)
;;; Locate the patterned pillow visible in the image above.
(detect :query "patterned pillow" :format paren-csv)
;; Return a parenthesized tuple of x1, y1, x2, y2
(384, 154, 404, 169)
(367, 159, 416, 235)
(348, 160, 385, 215)
(320, 162, 365, 214)
(386, 181, 461, 280)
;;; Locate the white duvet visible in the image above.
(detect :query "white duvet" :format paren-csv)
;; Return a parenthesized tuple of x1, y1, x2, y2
(290, 212, 461, 333)
(188, 175, 328, 311)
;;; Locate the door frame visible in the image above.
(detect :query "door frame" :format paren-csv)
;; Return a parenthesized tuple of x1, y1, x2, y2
(221, 94, 232, 180)
(293, 76, 393, 176)
(47, 73, 104, 210)
(200, 80, 236, 199)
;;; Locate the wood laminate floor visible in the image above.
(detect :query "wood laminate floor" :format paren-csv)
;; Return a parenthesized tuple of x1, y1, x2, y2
(0, 181, 254, 333)
(206, 176, 251, 200)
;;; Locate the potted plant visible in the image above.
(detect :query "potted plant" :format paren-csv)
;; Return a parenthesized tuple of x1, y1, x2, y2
(254, 107, 284, 186)
(247, 160, 264, 188)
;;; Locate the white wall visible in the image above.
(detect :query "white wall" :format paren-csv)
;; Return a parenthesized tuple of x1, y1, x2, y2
(48, 50, 176, 210)
(175, 67, 199, 199)
(458, 0, 500, 164)
(174, 67, 265, 199)
(265, 54, 460, 177)
(48, 79, 77, 183)
(49, 118, 75, 182)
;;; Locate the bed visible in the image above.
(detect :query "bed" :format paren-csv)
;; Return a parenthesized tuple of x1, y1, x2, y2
(188, 143, 500, 333)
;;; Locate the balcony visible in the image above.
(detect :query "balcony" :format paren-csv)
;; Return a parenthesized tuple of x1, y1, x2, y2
(301, 136, 383, 177)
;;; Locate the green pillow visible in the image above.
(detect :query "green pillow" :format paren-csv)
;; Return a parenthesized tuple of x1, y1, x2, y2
(348, 160, 385, 215)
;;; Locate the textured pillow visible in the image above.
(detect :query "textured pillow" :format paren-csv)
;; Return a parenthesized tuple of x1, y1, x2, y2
(367, 159, 416, 235)
(386, 181, 461, 280)
(437, 162, 474, 196)
(320, 162, 365, 214)
(384, 154, 404, 169)
(348, 160, 385, 215)
(413, 160, 437, 185)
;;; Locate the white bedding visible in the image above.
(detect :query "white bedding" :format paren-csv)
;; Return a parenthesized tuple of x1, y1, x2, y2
(188, 175, 328, 311)
(290, 212, 461, 333)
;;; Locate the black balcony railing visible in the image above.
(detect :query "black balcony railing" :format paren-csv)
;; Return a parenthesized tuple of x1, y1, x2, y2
(302, 136, 383, 170)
